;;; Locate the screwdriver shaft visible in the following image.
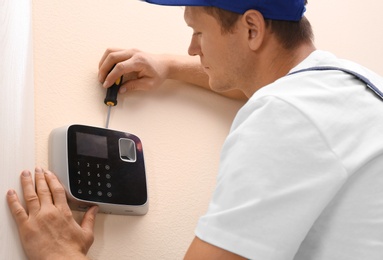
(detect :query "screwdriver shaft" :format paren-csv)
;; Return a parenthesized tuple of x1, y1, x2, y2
(105, 106, 112, 129)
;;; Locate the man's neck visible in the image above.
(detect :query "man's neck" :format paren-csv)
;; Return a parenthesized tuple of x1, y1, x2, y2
(243, 42, 316, 98)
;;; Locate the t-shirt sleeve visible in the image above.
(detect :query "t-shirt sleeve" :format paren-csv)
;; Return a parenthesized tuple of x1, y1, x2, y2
(195, 96, 347, 260)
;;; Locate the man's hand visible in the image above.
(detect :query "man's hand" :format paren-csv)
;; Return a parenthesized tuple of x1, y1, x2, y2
(7, 167, 98, 260)
(98, 48, 169, 93)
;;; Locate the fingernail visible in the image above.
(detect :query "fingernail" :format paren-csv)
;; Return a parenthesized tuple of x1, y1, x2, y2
(35, 167, 43, 173)
(7, 189, 15, 196)
(103, 80, 109, 88)
(22, 170, 30, 177)
(120, 87, 126, 93)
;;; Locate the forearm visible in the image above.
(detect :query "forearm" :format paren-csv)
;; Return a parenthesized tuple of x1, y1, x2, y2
(164, 54, 209, 88)
(163, 54, 247, 100)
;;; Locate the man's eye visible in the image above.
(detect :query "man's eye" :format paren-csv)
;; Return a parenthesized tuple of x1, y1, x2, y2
(192, 32, 202, 36)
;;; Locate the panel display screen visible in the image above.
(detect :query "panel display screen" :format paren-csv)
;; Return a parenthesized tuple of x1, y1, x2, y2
(76, 132, 108, 159)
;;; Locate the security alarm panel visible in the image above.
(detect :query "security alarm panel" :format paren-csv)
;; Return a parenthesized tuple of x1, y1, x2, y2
(49, 124, 148, 215)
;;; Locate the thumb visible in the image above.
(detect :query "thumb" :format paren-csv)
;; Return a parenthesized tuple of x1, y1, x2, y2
(81, 206, 98, 233)
(122, 76, 159, 92)
(121, 78, 145, 92)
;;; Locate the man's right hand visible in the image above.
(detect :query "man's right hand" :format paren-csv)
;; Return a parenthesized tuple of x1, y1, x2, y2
(98, 48, 170, 93)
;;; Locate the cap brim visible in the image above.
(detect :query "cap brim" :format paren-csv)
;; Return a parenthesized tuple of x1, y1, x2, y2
(144, 0, 210, 7)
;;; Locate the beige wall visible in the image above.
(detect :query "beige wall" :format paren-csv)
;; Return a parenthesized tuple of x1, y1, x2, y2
(307, 0, 383, 75)
(2, 0, 381, 259)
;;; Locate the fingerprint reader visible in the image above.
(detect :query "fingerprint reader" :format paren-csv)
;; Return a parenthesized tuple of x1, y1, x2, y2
(119, 138, 136, 162)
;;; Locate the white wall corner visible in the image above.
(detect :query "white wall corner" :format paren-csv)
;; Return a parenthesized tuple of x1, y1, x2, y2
(0, 0, 35, 259)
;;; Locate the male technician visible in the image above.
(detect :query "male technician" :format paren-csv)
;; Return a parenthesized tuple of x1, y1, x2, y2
(7, 0, 383, 259)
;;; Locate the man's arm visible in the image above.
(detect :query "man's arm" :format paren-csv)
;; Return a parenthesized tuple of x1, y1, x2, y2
(98, 48, 247, 100)
(185, 237, 246, 260)
(6, 167, 97, 260)
(164, 54, 247, 100)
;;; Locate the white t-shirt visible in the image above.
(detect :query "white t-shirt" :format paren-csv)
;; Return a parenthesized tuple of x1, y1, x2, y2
(195, 50, 383, 260)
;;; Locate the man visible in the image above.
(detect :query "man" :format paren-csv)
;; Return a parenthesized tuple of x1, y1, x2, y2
(7, 0, 383, 259)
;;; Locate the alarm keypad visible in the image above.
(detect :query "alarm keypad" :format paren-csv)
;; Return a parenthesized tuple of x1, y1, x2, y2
(71, 160, 114, 201)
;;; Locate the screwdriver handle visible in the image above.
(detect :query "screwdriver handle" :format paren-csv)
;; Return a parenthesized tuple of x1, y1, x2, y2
(104, 71, 123, 107)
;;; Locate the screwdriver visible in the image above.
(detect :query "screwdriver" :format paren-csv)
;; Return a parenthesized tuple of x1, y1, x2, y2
(104, 69, 123, 129)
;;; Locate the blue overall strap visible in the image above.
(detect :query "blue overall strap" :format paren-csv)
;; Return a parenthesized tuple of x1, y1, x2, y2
(288, 66, 383, 101)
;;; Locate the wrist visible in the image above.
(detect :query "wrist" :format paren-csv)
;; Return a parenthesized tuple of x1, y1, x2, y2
(41, 252, 88, 260)
(34, 248, 89, 260)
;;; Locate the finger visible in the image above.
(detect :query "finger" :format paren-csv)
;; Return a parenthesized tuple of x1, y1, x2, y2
(100, 49, 140, 87)
(98, 48, 122, 69)
(21, 170, 41, 215)
(43, 169, 70, 211)
(34, 167, 53, 206)
(98, 48, 128, 83)
(6, 189, 28, 225)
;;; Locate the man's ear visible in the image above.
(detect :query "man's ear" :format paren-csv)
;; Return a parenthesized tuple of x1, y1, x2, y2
(241, 10, 265, 51)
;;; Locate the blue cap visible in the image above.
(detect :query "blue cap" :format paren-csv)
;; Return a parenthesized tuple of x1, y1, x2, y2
(144, 0, 306, 21)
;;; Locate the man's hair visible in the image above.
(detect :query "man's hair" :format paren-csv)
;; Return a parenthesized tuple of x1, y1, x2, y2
(202, 1, 313, 50)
